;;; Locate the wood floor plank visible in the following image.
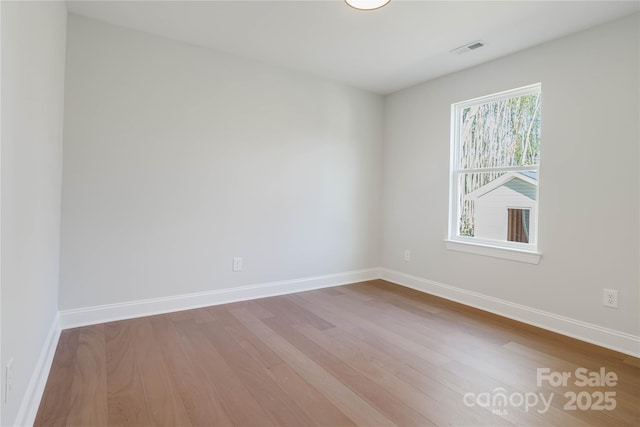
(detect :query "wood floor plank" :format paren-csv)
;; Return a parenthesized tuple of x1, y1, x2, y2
(148, 315, 234, 426)
(34, 329, 81, 427)
(167, 307, 216, 324)
(315, 324, 520, 427)
(266, 360, 358, 427)
(172, 317, 277, 426)
(226, 299, 276, 320)
(262, 314, 437, 426)
(65, 324, 108, 426)
(332, 283, 510, 352)
(104, 321, 154, 427)
(257, 295, 335, 330)
(129, 317, 193, 427)
(35, 280, 640, 426)
(199, 309, 316, 426)
(206, 304, 284, 370)
(229, 307, 397, 427)
(293, 289, 454, 365)
(494, 344, 640, 427)
(206, 306, 356, 426)
(294, 321, 498, 427)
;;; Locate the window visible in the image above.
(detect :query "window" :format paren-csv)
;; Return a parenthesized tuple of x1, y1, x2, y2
(446, 84, 542, 263)
(507, 208, 530, 243)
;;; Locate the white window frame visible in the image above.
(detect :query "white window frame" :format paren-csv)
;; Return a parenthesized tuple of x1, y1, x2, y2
(445, 84, 542, 264)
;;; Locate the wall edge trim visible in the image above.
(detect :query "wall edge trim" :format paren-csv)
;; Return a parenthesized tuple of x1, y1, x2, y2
(381, 268, 640, 357)
(14, 312, 61, 427)
(59, 268, 382, 329)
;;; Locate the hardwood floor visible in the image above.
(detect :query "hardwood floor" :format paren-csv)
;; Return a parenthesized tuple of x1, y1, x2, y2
(35, 280, 640, 426)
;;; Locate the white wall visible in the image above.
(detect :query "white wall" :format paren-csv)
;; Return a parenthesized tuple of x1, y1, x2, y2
(1, 1, 67, 425)
(382, 14, 639, 339)
(59, 15, 383, 311)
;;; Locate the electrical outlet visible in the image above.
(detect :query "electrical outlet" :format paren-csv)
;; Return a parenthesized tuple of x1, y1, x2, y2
(232, 257, 242, 272)
(5, 358, 14, 404)
(603, 289, 618, 308)
(403, 250, 411, 262)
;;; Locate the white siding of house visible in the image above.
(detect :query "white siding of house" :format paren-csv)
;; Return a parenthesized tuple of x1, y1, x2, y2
(474, 179, 536, 242)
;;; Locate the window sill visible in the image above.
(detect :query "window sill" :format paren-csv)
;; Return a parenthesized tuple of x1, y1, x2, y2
(444, 239, 542, 264)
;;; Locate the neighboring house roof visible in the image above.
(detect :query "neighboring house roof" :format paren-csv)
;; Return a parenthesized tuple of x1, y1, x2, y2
(466, 171, 538, 200)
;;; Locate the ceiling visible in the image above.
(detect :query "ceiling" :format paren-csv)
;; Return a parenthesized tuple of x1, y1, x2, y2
(66, 0, 640, 94)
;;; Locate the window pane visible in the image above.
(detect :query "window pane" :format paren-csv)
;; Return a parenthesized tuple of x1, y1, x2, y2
(458, 171, 537, 241)
(459, 92, 541, 170)
(507, 209, 530, 243)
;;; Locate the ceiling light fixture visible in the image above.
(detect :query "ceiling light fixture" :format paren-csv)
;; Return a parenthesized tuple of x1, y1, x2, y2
(345, 0, 390, 11)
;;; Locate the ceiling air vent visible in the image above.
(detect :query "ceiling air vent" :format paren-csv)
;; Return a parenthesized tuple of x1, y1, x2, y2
(450, 41, 486, 55)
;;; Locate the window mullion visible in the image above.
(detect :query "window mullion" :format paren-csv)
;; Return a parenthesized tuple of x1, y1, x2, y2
(458, 165, 539, 174)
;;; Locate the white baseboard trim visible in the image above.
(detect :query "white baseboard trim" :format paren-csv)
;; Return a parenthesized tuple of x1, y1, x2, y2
(58, 266, 640, 357)
(60, 268, 381, 329)
(13, 312, 61, 427)
(381, 268, 640, 358)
